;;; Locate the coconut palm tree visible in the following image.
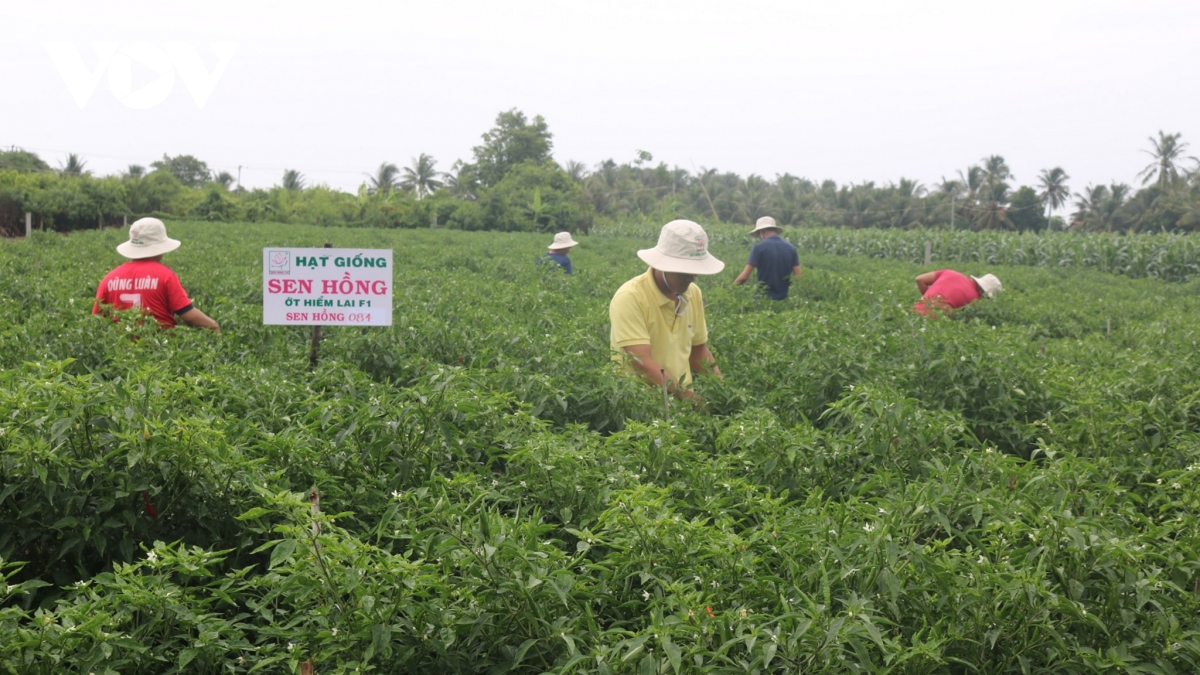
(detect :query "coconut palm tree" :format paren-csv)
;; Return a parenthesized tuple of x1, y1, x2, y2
(58, 153, 89, 177)
(1138, 131, 1197, 188)
(939, 178, 963, 195)
(1072, 184, 1128, 231)
(770, 173, 815, 226)
(1108, 182, 1131, 205)
(400, 154, 444, 199)
(126, 164, 145, 179)
(281, 169, 305, 191)
(735, 174, 772, 224)
(367, 162, 400, 196)
(583, 161, 620, 216)
(214, 171, 235, 189)
(973, 182, 1014, 231)
(939, 178, 967, 228)
(981, 155, 1012, 185)
(886, 178, 927, 228)
(1072, 184, 1107, 230)
(832, 183, 878, 229)
(1037, 167, 1070, 227)
(564, 160, 588, 182)
(445, 161, 480, 201)
(957, 165, 985, 208)
(694, 167, 723, 222)
(708, 171, 743, 223)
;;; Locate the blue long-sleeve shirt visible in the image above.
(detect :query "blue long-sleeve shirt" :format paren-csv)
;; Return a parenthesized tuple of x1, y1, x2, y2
(541, 252, 573, 275)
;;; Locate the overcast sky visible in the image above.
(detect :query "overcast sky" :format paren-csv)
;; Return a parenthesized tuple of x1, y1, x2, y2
(3, 0, 1198, 197)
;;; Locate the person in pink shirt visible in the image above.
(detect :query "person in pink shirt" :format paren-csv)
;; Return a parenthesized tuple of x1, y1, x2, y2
(93, 218, 220, 332)
(913, 269, 1002, 317)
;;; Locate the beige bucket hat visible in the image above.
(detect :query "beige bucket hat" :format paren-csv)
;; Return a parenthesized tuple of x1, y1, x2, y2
(548, 232, 580, 250)
(117, 218, 181, 259)
(750, 216, 780, 234)
(972, 273, 1003, 298)
(637, 219, 725, 275)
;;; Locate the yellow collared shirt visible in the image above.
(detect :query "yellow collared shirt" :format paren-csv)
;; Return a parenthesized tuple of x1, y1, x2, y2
(609, 268, 708, 385)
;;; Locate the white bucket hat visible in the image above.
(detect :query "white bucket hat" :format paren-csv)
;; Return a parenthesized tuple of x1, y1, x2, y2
(548, 232, 580, 250)
(117, 218, 181, 259)
(637, 219, 725, 275)
(750, 216, 780, 234)
(972, 273, 1003, 298)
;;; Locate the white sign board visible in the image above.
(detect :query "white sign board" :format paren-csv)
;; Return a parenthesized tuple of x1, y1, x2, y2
(262, 248, 393, 326)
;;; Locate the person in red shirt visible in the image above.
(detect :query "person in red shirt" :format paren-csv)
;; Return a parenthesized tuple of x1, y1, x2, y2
(913, 269, 1002, 317)
(93, 218, 220, 332)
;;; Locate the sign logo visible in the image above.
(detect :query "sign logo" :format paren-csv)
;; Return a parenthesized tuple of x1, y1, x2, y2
(268, 250, 290, 275)
(45, 43, 237, 109)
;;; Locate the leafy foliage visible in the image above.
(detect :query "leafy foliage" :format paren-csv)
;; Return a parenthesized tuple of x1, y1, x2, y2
(470, 109, 554, 188)
(479, 162, 593, 233)
(3, 221, 1200, 672)
(1008, 186, 1048, 232)
(0, 149, 53, 173)
(6, 126, 1200, 237)
(150, 154, 213, 189)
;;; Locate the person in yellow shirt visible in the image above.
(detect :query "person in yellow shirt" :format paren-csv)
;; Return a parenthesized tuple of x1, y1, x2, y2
(609, 219, 725, 402)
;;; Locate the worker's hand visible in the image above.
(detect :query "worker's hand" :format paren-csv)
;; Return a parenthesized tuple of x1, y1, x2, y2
(680, 388, 708, 411)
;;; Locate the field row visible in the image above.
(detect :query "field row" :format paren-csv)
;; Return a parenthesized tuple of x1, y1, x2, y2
(599, 222, 1200, 282)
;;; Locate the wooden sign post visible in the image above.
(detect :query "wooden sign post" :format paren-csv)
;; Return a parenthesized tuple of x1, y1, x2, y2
(310, 243, 332, 368)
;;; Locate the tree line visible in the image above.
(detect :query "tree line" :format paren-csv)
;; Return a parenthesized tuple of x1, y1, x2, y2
(2, 111, 1198, 237)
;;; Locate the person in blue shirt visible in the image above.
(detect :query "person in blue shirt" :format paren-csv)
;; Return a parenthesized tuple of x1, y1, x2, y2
(733, 216, 801, 299)
(541, 232, 580, 274)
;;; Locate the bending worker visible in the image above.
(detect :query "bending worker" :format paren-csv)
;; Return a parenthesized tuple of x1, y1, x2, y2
(542, 231, 580, 274)
(733, 216, 801, 299)
(609, 219, 724, 402)
(93, 217, 220, 332)
(913, 269, 1002, 317)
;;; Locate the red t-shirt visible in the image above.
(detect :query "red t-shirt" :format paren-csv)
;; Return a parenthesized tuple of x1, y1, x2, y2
(913, 269, 980, 317)
(93, 260, 193, 328)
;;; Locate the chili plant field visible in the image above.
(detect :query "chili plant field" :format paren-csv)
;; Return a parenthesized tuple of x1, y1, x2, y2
(599, 222, 1200, 283)
(2, 222, 1200, 674)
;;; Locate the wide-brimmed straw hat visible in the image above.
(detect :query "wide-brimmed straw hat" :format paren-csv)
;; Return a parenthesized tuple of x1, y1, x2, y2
(750, 216, 780, 234)
(972, 273, 1003, 298)
(637, 219, 724, 275)
(548, 232, 580, 250)
(116, 218, 181, 259)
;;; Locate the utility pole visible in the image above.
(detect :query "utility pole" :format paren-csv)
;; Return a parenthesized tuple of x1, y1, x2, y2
(237, 165, 242, 191)
(950, 195, 956, 230)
